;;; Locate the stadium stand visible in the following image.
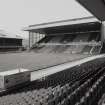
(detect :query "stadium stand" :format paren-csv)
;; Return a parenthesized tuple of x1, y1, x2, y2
(0, 17, 103, 105)
(29, 27, 101, 54)
(26, 17, 101, 55)
(0, 57, 105, 105)
(24, 17, 103, 56)
(0, 30, 23, 52)
(31, 32, 100, 54)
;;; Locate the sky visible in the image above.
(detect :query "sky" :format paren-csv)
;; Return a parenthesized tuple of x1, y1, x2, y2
(0, 0, 92, 39)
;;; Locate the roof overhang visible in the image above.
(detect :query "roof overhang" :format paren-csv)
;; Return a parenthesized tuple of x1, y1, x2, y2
(23, 16, 100, 33)
(76, 0, 105, 21)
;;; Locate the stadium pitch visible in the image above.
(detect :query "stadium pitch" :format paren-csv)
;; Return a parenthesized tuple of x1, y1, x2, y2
(0, 52, 90, 72)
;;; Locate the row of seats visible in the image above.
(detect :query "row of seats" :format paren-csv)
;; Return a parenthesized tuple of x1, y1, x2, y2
(32, 32, 101, 54)
(32, 33, 100, 54)
(38, 33, 99, 44)
(58, 65, 105, 105)
(46, 58, 105, 87)
(31, 30, 101, 54)
(33, 44, 101, 54)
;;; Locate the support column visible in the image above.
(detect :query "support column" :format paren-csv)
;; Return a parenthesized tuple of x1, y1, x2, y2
(100, 21, 105, 53)
(29, 31, 31, 48)
(32, 32, 34, 45)
(101, 21, 105, 43)
(36, 33, 38, 43)
(33, 32, 36, 44)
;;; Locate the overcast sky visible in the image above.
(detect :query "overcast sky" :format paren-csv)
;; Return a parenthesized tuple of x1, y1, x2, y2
(0, 0, 92, 38)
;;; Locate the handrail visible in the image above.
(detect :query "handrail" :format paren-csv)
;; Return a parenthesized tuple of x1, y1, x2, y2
(90, 46, 94, 54)
(99, 45, 103, 53)
(39, 42, 101, 46)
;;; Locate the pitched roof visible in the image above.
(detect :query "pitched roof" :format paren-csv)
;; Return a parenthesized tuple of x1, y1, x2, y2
(0, 30, 22, 39)
(23, 16, 100, 32)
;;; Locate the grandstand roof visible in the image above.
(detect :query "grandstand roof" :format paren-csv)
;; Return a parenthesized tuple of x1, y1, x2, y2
(23, 16, 100, 33)
(0, 30, 22, 39)
(76, 0, 105, 21)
